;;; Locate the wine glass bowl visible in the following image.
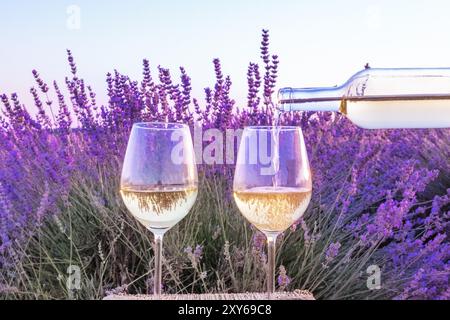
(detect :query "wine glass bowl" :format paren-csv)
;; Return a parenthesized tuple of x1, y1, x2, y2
(233, 126, 312, 296)
(233, 126, 312, 233)
(120, 122, 198, 295)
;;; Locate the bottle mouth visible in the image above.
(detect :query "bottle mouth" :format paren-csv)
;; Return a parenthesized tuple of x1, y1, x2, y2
(277, 87, 344, 113)
(277, 87, 292, 103)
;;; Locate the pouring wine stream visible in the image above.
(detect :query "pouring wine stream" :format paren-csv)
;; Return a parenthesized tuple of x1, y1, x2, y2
(272, 105, 281, 188)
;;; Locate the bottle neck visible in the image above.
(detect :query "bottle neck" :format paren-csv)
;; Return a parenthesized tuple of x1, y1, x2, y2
(277, 86, 345, 113)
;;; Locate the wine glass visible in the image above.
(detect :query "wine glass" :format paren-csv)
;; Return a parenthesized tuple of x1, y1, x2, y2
(233, 126, 312, 297)
(120, 122, 198, 296)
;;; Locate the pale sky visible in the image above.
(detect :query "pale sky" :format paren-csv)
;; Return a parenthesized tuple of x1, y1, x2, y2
(2, 0, 450, 113)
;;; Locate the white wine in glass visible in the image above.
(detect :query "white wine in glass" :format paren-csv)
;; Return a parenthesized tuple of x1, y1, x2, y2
(233, 186, 311, 233)
(120, 186, 198, 230)
(120, 122, 198, 296)
(233, 126, 312, 297)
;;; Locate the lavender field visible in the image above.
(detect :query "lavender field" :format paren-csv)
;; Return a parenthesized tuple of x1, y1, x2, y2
(0, 30, 449, 300)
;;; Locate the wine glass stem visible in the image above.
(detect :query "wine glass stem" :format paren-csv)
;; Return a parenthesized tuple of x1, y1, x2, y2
(154, 232, 164, 296)
(266, 233, 279, 297)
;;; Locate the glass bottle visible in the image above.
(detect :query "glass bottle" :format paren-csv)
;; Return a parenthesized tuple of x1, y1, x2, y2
(277, 68, 450, 129)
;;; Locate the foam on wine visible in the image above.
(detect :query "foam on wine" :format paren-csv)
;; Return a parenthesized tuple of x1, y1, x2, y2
(233, 186, 311, 233)
(120, 186, 198, 231)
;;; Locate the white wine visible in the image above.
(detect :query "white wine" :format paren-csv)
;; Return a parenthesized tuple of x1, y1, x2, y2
(233, 186, 311, 233)
(279, 94, 450, 129)
(278, 68, 450, 129)
(120, 186, 198, 231)
(343, 95, 450, 129)
(271, 126, 281, 187)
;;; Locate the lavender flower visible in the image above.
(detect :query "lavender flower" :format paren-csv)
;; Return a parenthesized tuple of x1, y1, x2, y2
(193, 244, 203, 261)
(325, 242, 341, 264)
(277, 265, 291, 290)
